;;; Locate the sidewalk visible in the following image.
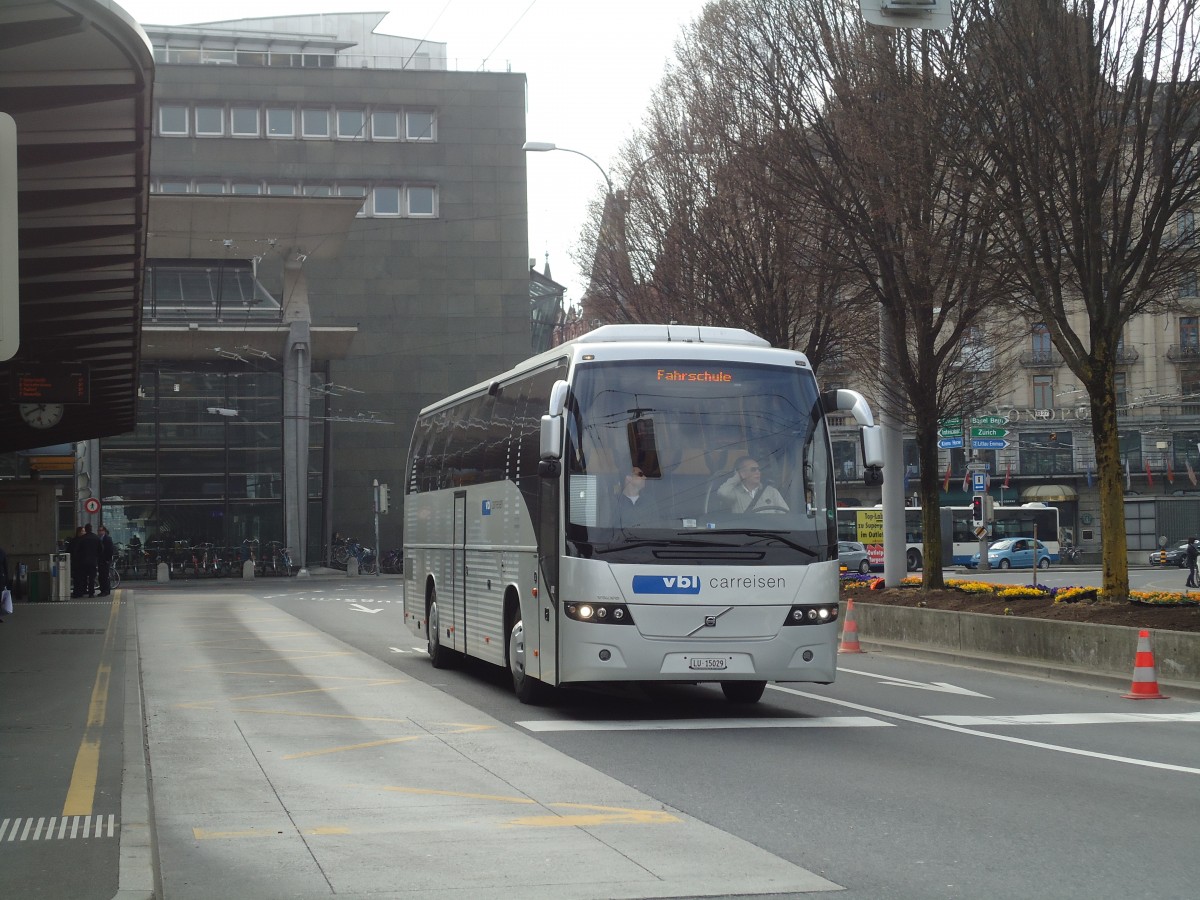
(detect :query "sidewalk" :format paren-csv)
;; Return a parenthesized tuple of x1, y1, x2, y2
(124, 576, 838, 899)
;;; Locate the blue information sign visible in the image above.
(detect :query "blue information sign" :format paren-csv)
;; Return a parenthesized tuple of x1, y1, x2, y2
(937, 437, 964, 449)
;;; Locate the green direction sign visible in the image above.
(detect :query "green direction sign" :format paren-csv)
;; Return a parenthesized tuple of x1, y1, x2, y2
(938, 426, 962, 438)
(970, 426, 1008, 438)
(970, 415, 1009, 427)
(939, 417, 962, 428)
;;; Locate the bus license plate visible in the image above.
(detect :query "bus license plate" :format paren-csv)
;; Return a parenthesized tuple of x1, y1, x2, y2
(688, 657, 727, 670)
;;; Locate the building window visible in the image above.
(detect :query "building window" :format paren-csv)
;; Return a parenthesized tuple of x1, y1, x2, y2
(1183, 367, 1200, 416)
(371, 110, 399, 140)
(1114, 371, 1128, 409)
(1119, 431, 1142, 473)
(1020, 430, 1072, 476)
(194, 106, 224, 136)
(408, 185, 436, 217)
(266, 184, 297, 196)
(302, 184, 333, 197)
(158, 181, 189, 194)
(159, 105, 188, 135)
(266, 107, 294, 138)
(302, 108, 330, 138)
(230, 107, 259, 136)
(236, 50, 268, 67)
(406, 110, 435, 141)
(337, 109, 366, 139)
(232, 182, 262, 195)
(195, 181, 225, 195)
(1032, 374, 1054, 409)
(1183, 272, 1198, 299)
(1173, 429, 1200, 481)
(337, 184, 368, 216)
(1181, 211, 1196, 243)
(372, 186, 401, 216)
(1182, 316, 1199, 352)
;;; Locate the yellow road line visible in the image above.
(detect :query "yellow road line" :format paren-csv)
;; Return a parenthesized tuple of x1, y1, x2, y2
(283, 735, 424, 760)
(373, 785, 679, 827)
(63, 591, 122, 816)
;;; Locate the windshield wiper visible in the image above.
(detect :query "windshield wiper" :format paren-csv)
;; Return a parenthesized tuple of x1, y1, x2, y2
(696, 529, 820, 557)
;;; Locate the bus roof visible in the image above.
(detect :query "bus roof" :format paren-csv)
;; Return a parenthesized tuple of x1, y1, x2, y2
(417, 324, 809, 417)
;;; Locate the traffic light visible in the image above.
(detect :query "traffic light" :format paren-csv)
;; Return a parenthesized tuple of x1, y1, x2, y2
(378, 483, 390, 514)
(971, 494, 984, 525)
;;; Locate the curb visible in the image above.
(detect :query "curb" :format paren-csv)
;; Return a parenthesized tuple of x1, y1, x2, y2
(846, 600, 1200, 701)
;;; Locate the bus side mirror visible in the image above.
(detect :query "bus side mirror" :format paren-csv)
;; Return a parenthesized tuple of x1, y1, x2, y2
(861, 424, 884, 468)
(864, 465, 883, 486)
(540, 414, 562, 461)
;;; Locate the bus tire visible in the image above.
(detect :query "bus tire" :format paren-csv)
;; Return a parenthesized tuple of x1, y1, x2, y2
(721, 681, 766, 704)
(427, 593, 452, 669)
(906, 549, 922, 571)
(506, 609, 543, 704)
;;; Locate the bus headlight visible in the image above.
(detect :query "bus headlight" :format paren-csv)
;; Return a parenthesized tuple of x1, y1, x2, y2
(783, 604, 840, 626)
(565, 602, 636, 624)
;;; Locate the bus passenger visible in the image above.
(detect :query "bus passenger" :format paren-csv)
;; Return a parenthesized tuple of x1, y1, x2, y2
(718, 456, 789, 514)
(614, 467, 660, 527)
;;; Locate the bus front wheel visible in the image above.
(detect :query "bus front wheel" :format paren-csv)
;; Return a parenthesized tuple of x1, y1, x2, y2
(507, 614, 543, 704)
(427, 594, 452, 669)
(721, 681, 766, 704)
(906, 549, 922, 571)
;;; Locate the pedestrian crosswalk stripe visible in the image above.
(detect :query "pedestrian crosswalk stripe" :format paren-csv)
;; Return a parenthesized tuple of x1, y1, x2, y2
(0, 815, 117, 842)
(518, 716, 891, 732)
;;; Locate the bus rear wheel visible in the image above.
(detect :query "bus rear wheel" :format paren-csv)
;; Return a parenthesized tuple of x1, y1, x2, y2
(906, 549, 922, 571)
(427, 594, 452, 669)
(721, 681, 766, 704)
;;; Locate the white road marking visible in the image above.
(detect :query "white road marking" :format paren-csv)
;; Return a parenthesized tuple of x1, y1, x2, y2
(839, 666, 992, 697)
(769, 685, 1200, 775)
(0, 815, 117, 841)
(518, 716, 891, 732)
(348, 603, 382, 614)
(928, 712, 1200, 726)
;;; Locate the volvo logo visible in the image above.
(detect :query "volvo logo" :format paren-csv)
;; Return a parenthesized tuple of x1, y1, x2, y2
(688, 607, 733, 636)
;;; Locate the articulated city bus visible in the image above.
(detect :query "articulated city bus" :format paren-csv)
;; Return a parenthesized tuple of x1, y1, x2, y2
(402, 324, 883, 703)
(836, 502, 1062, 569)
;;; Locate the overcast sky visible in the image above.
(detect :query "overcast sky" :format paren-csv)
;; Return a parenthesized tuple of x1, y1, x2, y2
(116, 0, 711, 310)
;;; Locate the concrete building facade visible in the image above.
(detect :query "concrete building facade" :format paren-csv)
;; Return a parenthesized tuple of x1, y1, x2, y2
(91, 13, 530, 566)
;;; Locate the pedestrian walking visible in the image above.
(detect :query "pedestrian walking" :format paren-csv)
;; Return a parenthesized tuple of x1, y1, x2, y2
(1186, 537, 1199, 589)
(75, 524, 103, 598)
(97, 525, 115, 596)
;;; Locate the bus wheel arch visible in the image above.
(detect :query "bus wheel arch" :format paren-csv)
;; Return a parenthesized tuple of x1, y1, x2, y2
(505, 588, 543, 704)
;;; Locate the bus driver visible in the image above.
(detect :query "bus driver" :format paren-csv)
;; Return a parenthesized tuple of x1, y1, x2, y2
(718, 456, 789, 514)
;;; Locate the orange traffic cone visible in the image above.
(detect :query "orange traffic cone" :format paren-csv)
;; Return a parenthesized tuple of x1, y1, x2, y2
(1122, 629, 1168, 700)
(839, 598, 864, 654)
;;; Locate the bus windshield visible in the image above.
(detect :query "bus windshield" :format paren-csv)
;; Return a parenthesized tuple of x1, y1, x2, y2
(564, 359, 837, 563)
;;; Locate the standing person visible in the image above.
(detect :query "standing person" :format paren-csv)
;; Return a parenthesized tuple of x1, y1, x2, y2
(68, 525, 86, 598)
(0, 542, 9, 622)
(1186, 537, 1199, 589)
(717, 456, 789, 514)
(97, 525, 116, 596)
(75, 524, 103, 598)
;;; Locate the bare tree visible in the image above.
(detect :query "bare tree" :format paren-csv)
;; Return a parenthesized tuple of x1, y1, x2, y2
(969, 0, 1200, 599)
(656, 0, 1019, 586)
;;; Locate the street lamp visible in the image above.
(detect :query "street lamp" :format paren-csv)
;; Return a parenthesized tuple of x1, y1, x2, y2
(523, 140, 634, 323)
(522, 141, 615, 198)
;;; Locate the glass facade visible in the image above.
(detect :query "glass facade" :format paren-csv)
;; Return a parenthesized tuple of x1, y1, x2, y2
(100, 365, 327, 557)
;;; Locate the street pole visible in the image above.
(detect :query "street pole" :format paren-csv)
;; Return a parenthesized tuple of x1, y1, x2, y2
(373, 478, 381, 577)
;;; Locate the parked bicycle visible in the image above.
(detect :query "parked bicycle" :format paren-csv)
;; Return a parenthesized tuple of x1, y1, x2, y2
(344, 537, 377, 575)
(379, 548, 403, 574)
(1061, 541, 1082, 563)
(262, 541, 294, 576)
